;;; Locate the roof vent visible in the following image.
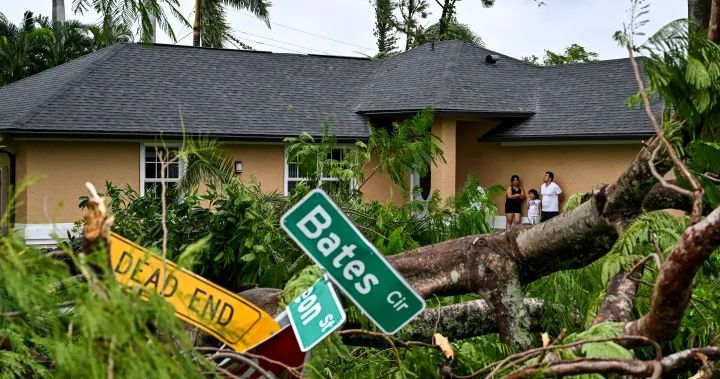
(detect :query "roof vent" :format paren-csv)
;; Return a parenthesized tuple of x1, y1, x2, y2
(485, 54, 500, 64)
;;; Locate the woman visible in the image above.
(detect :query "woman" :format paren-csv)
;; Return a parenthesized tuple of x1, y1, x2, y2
(505, 175, 525, 229)
(540, 171, 562, 222)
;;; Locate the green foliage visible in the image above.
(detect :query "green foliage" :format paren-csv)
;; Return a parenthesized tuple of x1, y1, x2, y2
(367, 107, 445, 196)
(415, 21, 484, 47)
(198, 0, 271, 48)
(621, 15, 720, 209)
(563, 192, 585, 212)
(0, 234, 216, 377)
(522, 43, 599, 65)
(372, 0, 398, 56)
(71, 0, 185, 45)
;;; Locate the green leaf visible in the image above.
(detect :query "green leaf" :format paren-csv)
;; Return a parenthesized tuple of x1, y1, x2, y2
(581, 341, 633, 359)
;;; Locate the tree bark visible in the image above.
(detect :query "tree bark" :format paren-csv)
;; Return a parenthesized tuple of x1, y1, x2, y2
(592, 268, 641, 325)
(708, 0, 720, 42)
(689, 0, 713, 30)
(624, 205, 720, 342)
(52, 0, 66, 23)
(384, 137, 670, 348)
(504, 346, 720, 378)
(193, 0, 202, 47)
(342, 298, 550, 346)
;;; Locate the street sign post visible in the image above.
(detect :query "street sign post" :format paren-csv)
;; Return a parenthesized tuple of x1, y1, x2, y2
(109, 232, 281, 352)
(281, 189, 425, 334)
(287, 275, 346, 352)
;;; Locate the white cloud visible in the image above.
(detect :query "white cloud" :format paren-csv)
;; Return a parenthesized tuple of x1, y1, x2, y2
(2, 0, 687, 59)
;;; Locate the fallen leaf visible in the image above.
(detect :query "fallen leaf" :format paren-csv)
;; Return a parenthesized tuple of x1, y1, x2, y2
(542, 332, 550, 348)
(433, 333, 454, 360)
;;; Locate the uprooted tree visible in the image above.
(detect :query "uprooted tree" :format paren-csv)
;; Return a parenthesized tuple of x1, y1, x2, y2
(231, 1, 720, 377)
(1, 0, 720, 378)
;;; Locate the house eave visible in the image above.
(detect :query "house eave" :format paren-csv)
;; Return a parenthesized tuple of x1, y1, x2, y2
(0, 130, 370, 143)
(477, 133, 656, 143)
(359, 109, 535, 118)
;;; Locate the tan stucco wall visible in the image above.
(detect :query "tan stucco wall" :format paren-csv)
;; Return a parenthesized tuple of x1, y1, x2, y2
(362, 152, 408, 205)
(17, 141, 140, 223)
(10, 141, 404, 225)
(455, 120, 645, 216)
(224, 144, 285, 193)
(431, 117, 457, 202)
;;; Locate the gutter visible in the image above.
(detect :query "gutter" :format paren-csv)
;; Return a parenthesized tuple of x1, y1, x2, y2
(477, 133, 656, 143)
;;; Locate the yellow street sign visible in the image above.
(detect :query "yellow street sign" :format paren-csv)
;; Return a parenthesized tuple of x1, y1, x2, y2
(109, 232, 281, 352)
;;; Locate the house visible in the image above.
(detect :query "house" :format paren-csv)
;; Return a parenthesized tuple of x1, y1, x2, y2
(0, 40, 655, 245)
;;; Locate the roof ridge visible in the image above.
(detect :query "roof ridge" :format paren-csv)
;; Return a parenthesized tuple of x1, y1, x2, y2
(437, 41, 464, 108)
(538, 56, 636, 68)
(10, 44, 129, 130)
(353, 59, 384, 112)
(146, 42, 372, 60)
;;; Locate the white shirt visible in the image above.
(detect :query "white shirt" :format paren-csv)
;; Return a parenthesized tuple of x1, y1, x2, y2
(541, 182, 562, 212)
(528, 199, 541, 217)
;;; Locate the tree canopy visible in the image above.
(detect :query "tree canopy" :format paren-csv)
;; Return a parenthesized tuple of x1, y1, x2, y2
(522, 43, 600, 65)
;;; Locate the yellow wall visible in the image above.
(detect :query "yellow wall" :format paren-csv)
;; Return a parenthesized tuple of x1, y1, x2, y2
(361, 152, 408, 205)
(8, 124, 644, 226)
(18, 140, 140, 223)
(431, 117, 457, 202)
(224, 144, 285, 193)
(9, 140, 405, 224)
(455, 120, 644, 216)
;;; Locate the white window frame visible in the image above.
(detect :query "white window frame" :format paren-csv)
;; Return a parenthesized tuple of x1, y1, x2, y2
(283, 144, 357, 196)
(140, 143, 186, 196)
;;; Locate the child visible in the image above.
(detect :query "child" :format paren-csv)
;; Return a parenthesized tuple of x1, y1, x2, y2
(527, 189, 541, 225)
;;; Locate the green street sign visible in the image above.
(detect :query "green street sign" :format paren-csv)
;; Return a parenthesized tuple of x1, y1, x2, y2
(287, 275, 346, 352)
(281, 189, 425, 335)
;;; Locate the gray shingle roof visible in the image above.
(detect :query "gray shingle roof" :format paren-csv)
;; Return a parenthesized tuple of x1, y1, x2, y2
(356, 40, 538, 114)
(0, 40, 656, 141)
(0, 43, 378, 139)
(478, 58, 658, 141)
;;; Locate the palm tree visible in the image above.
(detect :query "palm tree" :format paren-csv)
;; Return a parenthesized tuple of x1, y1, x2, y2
(71, 0, 185, 45)
(193, 0, 271, 48)
(52, 0, 66, 23)
(0, 12, 55, 86)
(35, 15, 94, 65)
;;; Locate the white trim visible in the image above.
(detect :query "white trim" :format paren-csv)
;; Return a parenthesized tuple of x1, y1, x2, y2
(500, 140, 642, 147)
(283, 143, 357, 196)
(140, 143, 185, 196)
(14, 223, 78, 246)
(493, 216, 531, 229)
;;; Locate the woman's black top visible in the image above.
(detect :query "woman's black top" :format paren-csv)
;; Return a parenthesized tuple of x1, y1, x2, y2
(504, 186, 522, 214)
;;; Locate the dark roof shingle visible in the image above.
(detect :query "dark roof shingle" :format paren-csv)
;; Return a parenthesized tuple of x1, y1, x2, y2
(479, 58, 657, 141)
(0, 43, 378, 139)
(0, 40, 657, 141)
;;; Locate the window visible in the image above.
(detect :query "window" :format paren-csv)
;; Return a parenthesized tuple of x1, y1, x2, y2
(141, 145, 184, 196)
(285, 147, 351, 195)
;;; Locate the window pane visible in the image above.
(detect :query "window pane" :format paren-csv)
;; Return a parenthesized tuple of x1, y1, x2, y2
(288, 162, 298, 178)
(331, 149, 343, 162)
(144, 182, 160, 197)
(287, 180, 299, 194)
(145, 162, 157, 179)
(167, 162, 180, 179)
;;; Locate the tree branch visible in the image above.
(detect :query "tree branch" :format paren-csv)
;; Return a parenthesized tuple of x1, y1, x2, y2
(592, 268, 641, 325)
(624, 205, 720, 342)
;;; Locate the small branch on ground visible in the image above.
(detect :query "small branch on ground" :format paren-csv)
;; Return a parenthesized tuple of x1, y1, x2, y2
(0, 301, 76, 318)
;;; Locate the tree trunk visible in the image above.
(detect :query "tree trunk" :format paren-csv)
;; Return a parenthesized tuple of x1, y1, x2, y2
(144, 0, 157, 43)
(193, 0, 202, 47)
(52, 0, 65, 23)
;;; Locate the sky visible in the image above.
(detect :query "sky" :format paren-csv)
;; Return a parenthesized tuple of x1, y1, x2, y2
(3, 0, 687, 60)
